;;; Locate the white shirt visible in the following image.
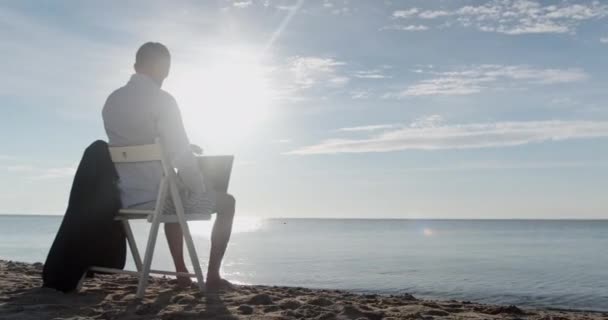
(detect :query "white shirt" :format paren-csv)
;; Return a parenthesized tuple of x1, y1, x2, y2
(102, 73, 207, 208)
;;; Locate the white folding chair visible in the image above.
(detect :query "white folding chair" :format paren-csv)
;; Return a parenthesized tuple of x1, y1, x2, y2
(81, 139, 210, 298)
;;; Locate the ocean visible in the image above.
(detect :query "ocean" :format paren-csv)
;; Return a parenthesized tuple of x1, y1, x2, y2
(1, 215, 607, 311)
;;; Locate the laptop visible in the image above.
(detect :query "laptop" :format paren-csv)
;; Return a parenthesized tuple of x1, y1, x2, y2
(197, 155, 234, 193)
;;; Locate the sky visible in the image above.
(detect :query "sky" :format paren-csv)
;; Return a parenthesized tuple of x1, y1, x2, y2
(1, 0, 607, 219)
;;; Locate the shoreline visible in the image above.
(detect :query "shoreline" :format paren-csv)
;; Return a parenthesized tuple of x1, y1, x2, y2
(1, 260, 606, 320)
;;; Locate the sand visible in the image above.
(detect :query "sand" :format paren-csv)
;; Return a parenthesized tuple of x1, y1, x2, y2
(1, 260, 606, 320)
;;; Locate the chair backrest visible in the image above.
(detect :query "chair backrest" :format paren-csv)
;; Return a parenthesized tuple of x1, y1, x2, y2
(109, 140, 172, 216)
(109, 139, 174, 181)
(109, 140, 212, 221)
(109, 143, 164, 163)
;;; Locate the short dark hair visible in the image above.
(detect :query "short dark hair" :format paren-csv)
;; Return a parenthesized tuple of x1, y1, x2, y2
(135, 42, 170, 67)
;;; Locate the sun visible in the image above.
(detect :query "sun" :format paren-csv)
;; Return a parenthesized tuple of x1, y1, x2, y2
(168, 47, 275, 151)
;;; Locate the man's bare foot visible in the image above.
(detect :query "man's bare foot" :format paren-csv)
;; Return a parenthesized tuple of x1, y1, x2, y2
(176, 276, 193, 288)
(174, 266, 193, 288)
(205, 277, 234, 292)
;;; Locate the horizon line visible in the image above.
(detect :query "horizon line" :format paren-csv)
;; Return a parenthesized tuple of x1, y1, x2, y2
(0, 213, 606, 221)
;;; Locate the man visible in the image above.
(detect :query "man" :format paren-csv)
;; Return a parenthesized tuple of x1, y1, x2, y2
(102, 42, 235, 291)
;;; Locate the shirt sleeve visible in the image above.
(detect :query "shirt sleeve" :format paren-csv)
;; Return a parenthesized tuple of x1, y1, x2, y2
(156, 93, 207, 194)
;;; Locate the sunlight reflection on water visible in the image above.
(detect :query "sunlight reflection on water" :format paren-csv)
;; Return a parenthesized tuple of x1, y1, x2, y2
(188, 216, 264, 237)
(422, 228, 434, 236)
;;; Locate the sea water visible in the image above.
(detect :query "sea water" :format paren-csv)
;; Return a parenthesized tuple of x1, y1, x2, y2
(1, 215, 606, 311)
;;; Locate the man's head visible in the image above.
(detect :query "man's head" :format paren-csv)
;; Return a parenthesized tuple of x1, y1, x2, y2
(134, 42, 171, 85)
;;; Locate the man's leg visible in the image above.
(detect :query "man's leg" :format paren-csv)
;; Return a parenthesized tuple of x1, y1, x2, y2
(165, 223, 192, 286)
(206, 193, 236, 289)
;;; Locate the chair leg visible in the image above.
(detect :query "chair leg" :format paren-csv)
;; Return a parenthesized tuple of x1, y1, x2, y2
(170, 181, 206, 293)
(122, 220, 143, 271)
(136, 216, 161, 298)
(178, 213, 206, 292)
(76, 270, 87, 291)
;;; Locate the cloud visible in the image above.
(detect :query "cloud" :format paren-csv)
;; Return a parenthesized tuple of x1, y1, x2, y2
(272, 55, 360, 102)
(418, 10, 451, 19)
(3, 164, 76, 180)
(398, 161, 606, 172)
(319, 0, 352, 15)
(601, 37, 608, 43)
(337, 124, 399, 132)
(410, 114, 445, 128)
(393, 8, 419, 18)
(350, 90, 371, 99)
(387, 65, 587, 97)
(395, 77, 484, 97)
(5, 165, 36, 173)
(380, 24, 429, 31)
(233, 1, 253, 8)
(329, 76, 350, 87)
(234, 0, 350, 14)
(32, 167, 77, 180)
(391, 0, 608, 35)
(287, 119, 608, 154)
(353, 69, 389, 79)
(288, 56, 348, 89)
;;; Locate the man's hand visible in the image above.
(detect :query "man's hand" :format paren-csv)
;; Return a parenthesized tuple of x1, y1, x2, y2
(191, 144, 203, 155)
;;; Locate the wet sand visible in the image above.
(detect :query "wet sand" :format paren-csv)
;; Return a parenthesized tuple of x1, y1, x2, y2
(1, 260, 606, 320)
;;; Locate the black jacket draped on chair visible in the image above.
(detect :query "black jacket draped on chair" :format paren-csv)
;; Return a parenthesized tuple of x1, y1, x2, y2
(43, 140, 126, 292)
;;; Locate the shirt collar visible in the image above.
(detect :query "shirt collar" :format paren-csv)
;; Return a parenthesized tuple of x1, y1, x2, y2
(128, 73, 161, 89)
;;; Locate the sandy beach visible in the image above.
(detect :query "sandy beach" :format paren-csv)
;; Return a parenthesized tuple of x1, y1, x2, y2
(0, 260, 606, 320)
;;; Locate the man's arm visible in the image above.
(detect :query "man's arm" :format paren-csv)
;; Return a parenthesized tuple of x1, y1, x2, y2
(156, 94, 206, 194)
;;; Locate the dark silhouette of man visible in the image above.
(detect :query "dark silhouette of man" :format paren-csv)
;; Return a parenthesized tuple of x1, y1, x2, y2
(102, 42, 235, 291)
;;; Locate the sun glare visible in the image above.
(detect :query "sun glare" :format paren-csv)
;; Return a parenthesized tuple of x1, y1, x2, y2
(169, 47, 275, 150)
(188, 217, 264, 237)
(423, 228, 434, 236)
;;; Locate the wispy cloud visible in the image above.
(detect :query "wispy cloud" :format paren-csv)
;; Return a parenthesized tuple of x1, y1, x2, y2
(33, 167, 77, 180)
(288, 119, 608, 155)
(393, 8, 419, 18)
(5, 165, 36, 173)
(228, 0, 351, 14)
(601, 37, 608, 43)
(337, 124, 399, 132)
(349, 90, 372, 99)
(380, 24, 429, 31)
(288, 56, 349, 89)
(385, 65, 587, 98)
(418, 10, 451, 19)
(391, 0, 608, 35)
(233, 1, 253, 9)
(353, 69, 390, 79)
(329, 76, 350, 87)
(3, 164, 76, 180)
(273, 138, 292, 143)
(320, 0, 354, 15)
(398, 161, 607, 172)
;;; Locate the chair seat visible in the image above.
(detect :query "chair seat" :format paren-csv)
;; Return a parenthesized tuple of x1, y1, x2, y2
(115, 214, 149, 221)
(116, 210, 152, 221)
(116, 209, 212, 222)
(116, 212, 211, 222)
(156, 213, 211, 223)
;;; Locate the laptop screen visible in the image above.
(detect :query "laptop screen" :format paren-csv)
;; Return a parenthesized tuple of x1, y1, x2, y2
(197, 155, 234, 193)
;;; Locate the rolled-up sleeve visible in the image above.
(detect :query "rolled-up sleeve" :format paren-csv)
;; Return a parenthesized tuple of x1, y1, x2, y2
(156, 94, 206, 194)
